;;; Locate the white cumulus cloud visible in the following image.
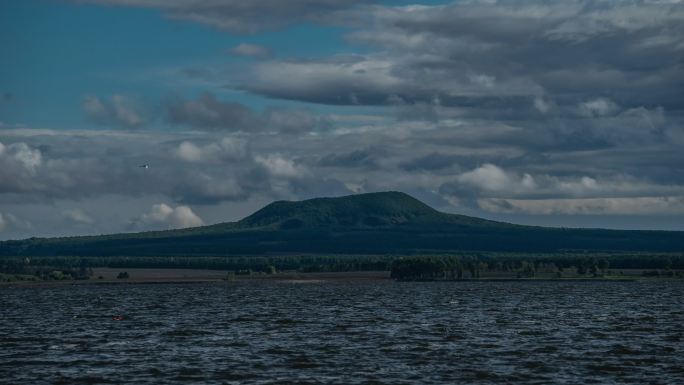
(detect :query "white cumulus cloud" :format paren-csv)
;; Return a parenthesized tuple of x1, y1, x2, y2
(0, 141, 42, 173)
(175, 137, 250, 163)
(256, 154, 305, 178)
(131, 203, 204, 230)
(457, 164, 536, 193)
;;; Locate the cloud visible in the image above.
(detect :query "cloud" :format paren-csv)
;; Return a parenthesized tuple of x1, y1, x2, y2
(4, 1, 683, 238)
(166, 93, 331, 133)
(166, 93, 258, 131)
(578, 98, 620, 118)
(83, 95, 147, 127)
(77, 0, 372, 33)
(255, 154, 305, 178)
(0, 133, 264, 204)
(0, 141, 42, 173)
(533, 96, 552, 114)
(479, 196, 684, 216)
(458, 164, 525, 192)
(449, 164, 684, 199)
(2, 118, 684, 239)
(175, 137, 250, 163)
(234, 1, 683, 114)
(0, 141, 44, 195)
(230, 43, 272, 58)
(400, 152, 461, 172)
(0, 212, 30, 233)
(240, 56, 412, 105)
(317, 149, 378, 168)
(440, 163, 537, 208)
(62, 209, 94, 224)
(130, 203, 204, 230)
(264, 108, 331, 133)
(0, 213, 8, 233)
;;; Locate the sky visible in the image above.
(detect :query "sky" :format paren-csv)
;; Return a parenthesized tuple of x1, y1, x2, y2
(1, 0, 683, 240)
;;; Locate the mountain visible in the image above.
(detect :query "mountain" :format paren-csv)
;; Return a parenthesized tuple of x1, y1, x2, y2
(236, 191, 498, 229)
(1, 191, 683, 256)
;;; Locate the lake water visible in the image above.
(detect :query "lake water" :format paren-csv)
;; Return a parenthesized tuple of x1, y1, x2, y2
(2, 280, 683, 384)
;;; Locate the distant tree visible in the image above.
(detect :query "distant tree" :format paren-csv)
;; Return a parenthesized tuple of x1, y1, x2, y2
(76, 258, 92, 280)
(598, 259, 609, 275)
(467, 262, 476, 279)
(390, 257, 448, 280)
(588, 257, 599, 276)
(576, 259, 588, 275)
(520, 261, 535, 278)
(478, 262, 488, 278)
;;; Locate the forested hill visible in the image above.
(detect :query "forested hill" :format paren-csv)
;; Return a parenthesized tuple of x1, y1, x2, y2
(1, 191, 683, 256)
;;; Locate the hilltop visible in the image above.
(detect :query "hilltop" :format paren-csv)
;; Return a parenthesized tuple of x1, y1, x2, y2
(0, 191, 683, 256)
(236, 191, 503, 229)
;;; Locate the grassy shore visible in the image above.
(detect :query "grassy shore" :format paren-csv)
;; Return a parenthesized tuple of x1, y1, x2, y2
(3, 268, 683, 287)
(0, 269, 391, 286)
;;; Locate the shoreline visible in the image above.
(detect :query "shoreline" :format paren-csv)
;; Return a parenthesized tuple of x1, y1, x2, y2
(0, 269, 391, 287)
(2, 268, 680, 288)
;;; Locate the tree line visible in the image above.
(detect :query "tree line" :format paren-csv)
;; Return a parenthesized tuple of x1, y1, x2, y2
(390, 254, 684, 280)
(1, 253, 682, 281)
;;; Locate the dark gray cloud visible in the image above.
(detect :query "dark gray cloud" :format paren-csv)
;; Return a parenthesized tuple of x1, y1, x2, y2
(264, 108, 332, 133)
(239, 55, 418, 105)
(76, 0, 373, 33)
(82, 92, 333, 133)
(317, 149, 379, 168)
(237, 1, 683, 114)
(167, 93, 259, 131)
(166, 92, 331, 133)
(400, 152, 461, 172)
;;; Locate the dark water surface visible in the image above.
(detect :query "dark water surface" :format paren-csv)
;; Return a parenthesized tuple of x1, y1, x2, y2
(2, 280, 683, 384)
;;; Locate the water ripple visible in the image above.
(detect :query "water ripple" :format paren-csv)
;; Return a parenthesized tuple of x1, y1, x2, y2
(1, 281, 683, 384)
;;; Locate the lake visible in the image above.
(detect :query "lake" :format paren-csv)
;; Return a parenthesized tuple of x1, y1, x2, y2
(2, 280, 683, 384)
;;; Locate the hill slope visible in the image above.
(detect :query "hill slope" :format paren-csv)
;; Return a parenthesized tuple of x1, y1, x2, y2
(1, 191, 683, 256)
